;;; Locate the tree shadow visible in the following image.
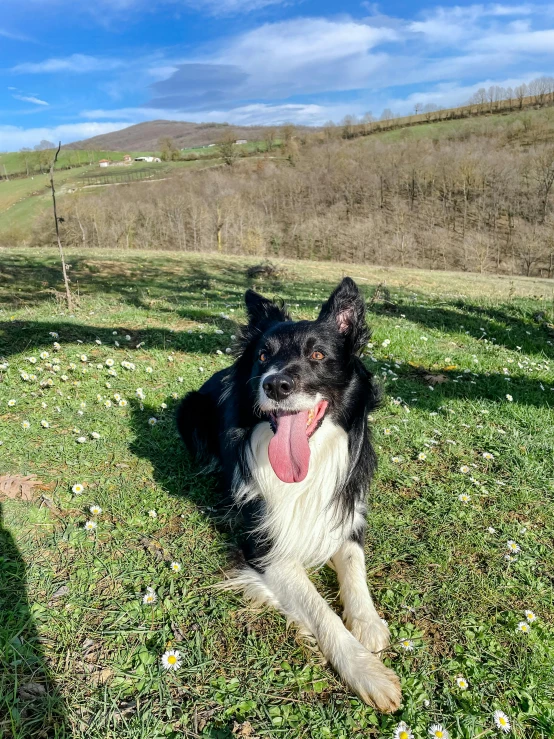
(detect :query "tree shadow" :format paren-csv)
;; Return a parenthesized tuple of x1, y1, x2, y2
(368, 298, 554, 360)
(0, 503, 69, 738)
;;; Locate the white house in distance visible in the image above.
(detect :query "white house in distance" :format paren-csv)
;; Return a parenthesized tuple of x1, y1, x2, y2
(99, 159, 110, 167)
(134, 156, 161, 163)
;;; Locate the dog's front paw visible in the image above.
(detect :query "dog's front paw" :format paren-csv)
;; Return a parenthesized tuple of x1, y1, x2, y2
(341, 645, 401, 713)
(345, 615, 391, 655)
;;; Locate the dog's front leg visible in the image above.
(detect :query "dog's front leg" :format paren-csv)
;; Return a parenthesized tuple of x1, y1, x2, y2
(332, 537, 392, 656)
(262, 560, 401, 713)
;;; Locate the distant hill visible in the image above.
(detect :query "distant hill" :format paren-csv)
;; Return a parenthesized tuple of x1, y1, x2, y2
(64, 120, 304, 152)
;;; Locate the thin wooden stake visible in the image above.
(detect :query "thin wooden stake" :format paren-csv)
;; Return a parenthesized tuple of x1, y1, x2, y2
(49, 141, 73, 311)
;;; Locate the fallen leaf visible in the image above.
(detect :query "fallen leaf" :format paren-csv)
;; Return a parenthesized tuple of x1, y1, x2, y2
(424, 373, 449, 385)
(90, 668, 113, 686)
(0, 474, 41, 501)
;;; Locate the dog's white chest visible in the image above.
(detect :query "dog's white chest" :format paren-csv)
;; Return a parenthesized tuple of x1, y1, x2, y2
(240, 417, 350, 567)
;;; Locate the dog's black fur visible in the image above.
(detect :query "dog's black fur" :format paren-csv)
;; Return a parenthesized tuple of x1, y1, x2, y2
(176, 277, 379, 568)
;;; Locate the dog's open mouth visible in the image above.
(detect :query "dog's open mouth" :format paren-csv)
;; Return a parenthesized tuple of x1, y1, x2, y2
(267, 400, 328, 483)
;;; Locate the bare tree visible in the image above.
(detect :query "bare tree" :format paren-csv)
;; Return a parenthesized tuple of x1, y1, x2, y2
(49, 143, 73, 311)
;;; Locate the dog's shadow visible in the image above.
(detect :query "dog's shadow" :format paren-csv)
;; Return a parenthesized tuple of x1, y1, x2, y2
(128, 398, 247, 565)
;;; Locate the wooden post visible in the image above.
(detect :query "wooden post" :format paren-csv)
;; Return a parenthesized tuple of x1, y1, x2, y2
(49, 142, 73, 311)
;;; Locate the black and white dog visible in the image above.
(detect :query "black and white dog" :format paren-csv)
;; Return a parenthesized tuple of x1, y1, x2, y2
(177, 277, 401, 712)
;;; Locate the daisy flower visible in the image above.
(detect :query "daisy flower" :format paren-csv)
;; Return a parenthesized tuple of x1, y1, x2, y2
(28, 356, 37, 364)
(456, 677, 469, 690)
(72, 483, 84, 494)
(53, 342, 61, 350)
(40, 351, 49, 360)
(516, 621, 530, 634)
(382, 339, 391, 347)
(148, 510, 157, 518)
(136, 388, 146, 399)
(84, 520, 97, 531)
(113, 393, 121, 401)
(161, 649, 182, 671)
(383, 428, 392, 435)
(460, 465, 470, 473)
(458, 493, 471, 503)
(393, 721, 413, 739)
(91, 432, 101, 439)
(89, 505, 102, 515)
(160, 402, 167, 409)
(143, 588, 157, 605)
(488, 527, 496, 534)
(418, 452, 427, 461)
(148, 417, 157, 426)
(482, 452, 494, 460)
(493, 710, 511, 733)
(145, 366, 153, 374)
(22, 420, 30, 429)
(40, 420, 50, 428)
(400, 639, 414, 651)
(506, 394, 513, 402)
(170, 561, 182, 573)
(167, 356, 174, 362)
(77, 436, 87, 444)
(7, 399, 16, 407)
(391, 456, 403, 463)
(69, 362, 76, 370)
(507, 540, 520, 553)
(108, 369, 117, 377)
(80, 354, 88, 363)
(118, 399, 128, 407)
(104, 400, 112, 408)
(428, 725, 449, 739)
(105, 358, 114, 367)
(49, 332, 59, 339)
(525, 610, 537, 623)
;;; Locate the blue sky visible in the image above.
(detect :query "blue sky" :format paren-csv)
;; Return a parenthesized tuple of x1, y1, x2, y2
(1, 0, 554, 150)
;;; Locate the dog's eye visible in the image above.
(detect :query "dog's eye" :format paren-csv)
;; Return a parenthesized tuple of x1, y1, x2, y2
(310, 350, 325, 361)
(259, 350, 269, 362)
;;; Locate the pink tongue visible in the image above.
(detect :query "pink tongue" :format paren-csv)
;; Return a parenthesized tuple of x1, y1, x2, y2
(268, 411, 310, 483)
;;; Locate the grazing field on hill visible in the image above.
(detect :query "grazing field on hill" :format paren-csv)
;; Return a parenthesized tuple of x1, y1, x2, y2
(1, 250, 553, 739)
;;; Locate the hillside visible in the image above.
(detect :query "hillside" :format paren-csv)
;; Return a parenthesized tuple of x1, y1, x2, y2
(64, 120, 296, 151)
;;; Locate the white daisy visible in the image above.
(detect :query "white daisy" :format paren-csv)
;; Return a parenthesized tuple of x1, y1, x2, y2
(393, 721, 413, 739)
(80, 354, 88, 363)
(493, 710, 511, 733)
(104, 400, 112, 408)
(460, 465, 470, 473)
(383, 428, 392, 436)
(482, 452, 494, 460)
(84, 520, 97, 531)
(91, 432, 101, 439)
(7, 399, 16, 407)
(506, 394, 513, 402)
(40, 351, 49, 360)
(77, 436, 87, 444)
(105, 358, 114, 367)
(22, 420, 30, 429)
(89, 505, 102, 515)
(136, 388, 146, 399)
(170, 561, 182, 573)
(391, 456, 403, 463)
(428, 725, 449, 739)
(113, 393, 121, 401)
(72, 483, 84, 494)
(40, 420, 50, 428)
(148, 510, 157, 518)
(143, 588, 157, 605)
(507, 540, 520, 553)
(28, 357, 37, 364)
(118, 399, 128, 407)
(458, 493, 471, 503)
(399, 639, 414, 651)
(148, 417, 158, 426)
(488, 527, 496, 534)
(160, 402, 167, 409)
(525, 610, 537, 623)
(516, 621, 530, 634)
(456, 677, 469, 690)
(146, 367, 153, 374)
(161, 649, 181, 671)
(418, 452, 427, 461)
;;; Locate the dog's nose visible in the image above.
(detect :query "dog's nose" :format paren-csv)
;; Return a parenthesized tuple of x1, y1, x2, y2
(263, 373, 295, 401)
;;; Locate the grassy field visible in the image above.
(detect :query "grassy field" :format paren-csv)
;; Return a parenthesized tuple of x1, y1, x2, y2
(1, 250, 553, 739)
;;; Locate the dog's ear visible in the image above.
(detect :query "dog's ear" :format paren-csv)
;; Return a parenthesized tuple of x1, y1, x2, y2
(244, 289, 289, 326)
(318, 277, 369, 353)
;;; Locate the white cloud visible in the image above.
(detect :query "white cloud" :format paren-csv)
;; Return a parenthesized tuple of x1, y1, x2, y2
(12, 94, 49, 106)
(0, 27, 32, 42)
(11, 54, 125, 74)
(0, 122, 131, 151)
(470, 28, 554, 52)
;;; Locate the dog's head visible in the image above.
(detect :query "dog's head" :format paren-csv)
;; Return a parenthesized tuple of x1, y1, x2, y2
(240, 277, 369, 482)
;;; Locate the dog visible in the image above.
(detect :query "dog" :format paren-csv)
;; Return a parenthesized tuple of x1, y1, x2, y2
(176, 277, 401, 712)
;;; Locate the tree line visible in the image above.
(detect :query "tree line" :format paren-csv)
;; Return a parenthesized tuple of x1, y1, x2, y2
(30, 106, 554, 278)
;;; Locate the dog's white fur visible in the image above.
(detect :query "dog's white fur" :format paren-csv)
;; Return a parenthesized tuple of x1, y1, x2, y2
(225, 414, 401, 713)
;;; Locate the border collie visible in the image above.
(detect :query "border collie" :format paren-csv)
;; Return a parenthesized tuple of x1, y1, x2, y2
(177, 277, 401, 712)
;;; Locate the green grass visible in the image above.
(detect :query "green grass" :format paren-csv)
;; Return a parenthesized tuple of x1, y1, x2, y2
(1, 250, 553, 739)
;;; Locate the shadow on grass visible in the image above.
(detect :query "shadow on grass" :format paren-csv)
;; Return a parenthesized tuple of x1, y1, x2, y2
(0, 503, 69, 739)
